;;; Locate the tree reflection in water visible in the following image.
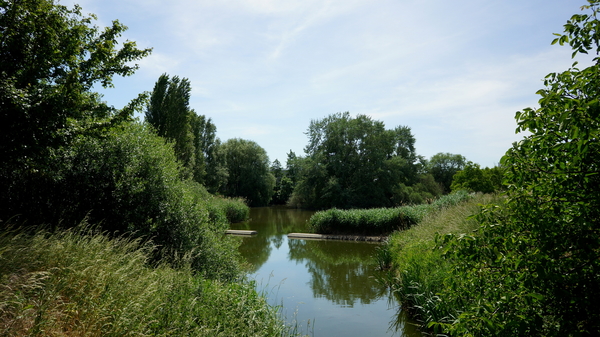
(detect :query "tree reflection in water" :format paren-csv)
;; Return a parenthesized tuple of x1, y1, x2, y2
(288, 238, 385, 307)
(230, 207, 423, 336)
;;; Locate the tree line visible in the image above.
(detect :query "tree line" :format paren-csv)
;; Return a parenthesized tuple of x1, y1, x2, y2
(143, 74, 504, 210)
(267, 114, 504, 210)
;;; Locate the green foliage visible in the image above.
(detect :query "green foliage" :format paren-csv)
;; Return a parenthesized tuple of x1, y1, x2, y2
(210, 197, 250, 223)
(270, 157, 297, 205)
(0, 0, 151, 172)
(0, 226, 302, 336)
(308, 191, 472, 235)
(423, 3, 600, 335)
(145, 74, 197, 179)
(2, 122, 242, 280)
(450, 161, 505, 193)
(220, 138, 276, 207)
(392, 173, 443, 205)
(426, 152, 467, 193)
(385, 194, 501, 334)
(293, 112, 420, 209)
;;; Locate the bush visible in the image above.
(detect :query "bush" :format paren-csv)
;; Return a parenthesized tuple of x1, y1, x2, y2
(1, 122, 241, 280)
(385, 193, 500, 332)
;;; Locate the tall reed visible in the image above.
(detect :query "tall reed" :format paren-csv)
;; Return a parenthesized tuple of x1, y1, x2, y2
(385, 193, 501, 332)
(0, 225, 303, 337)
(308, 191, 472, 235)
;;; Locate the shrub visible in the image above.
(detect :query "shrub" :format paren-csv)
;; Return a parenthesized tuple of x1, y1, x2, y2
(385, 193, 500, 332)
(1, 122, 241, 280)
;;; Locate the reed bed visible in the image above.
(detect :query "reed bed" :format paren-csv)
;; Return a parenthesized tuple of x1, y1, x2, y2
(307, 190, 472, 235)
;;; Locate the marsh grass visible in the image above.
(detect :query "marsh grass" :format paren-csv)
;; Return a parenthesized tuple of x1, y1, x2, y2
(0, 225, 303, 337)
(308, 191, 472, 235)
(385, 193, 501, 330)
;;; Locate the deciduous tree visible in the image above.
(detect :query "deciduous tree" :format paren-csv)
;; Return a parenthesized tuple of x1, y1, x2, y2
(437, 2, 600, 334)
(220, 138, 275, 207)
(294, 112, 419, 209)
(427, 152, 466, 193)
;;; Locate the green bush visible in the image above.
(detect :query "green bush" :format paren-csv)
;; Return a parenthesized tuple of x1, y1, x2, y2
(385, 193, 500, 333)
(1, 122, 241, 280)
(308, 191, 472, 235)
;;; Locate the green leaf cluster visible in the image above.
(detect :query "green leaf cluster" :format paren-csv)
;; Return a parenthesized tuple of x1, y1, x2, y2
(0, 0, 247, 281)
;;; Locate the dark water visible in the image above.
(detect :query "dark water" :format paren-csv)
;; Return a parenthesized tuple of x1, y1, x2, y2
(230, 207, 422, 337)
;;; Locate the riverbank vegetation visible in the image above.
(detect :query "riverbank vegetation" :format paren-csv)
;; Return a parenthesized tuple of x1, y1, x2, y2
(308, 191, 472, 235)
(0, 226, 300, 336)
(385, 2, 600, 335)
(0, 1, 289, 335)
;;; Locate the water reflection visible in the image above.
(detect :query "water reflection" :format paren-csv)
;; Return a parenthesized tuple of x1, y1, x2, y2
(231, 207, 421, 337)
(288, 239, 385, 307)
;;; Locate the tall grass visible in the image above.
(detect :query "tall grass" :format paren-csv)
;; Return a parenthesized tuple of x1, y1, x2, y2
(308, 190, 472, 235)
(385, 193, 501, 332)
(0, 225, 304, 337)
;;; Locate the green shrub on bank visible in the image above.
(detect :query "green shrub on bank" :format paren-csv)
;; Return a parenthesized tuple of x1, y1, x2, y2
(0, 226, 302, 337)
(1, 122, 242, 281)
(308, 191, 472, 235)
(212, 197, 250, 223)
(385, 193, 500, 333)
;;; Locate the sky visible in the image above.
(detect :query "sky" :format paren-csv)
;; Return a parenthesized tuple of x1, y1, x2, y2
(63, 0, 591, 167)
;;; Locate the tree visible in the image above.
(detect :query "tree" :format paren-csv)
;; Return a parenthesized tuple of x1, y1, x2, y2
(450, 161, 495, 193)
(270, 159, 287, 205)
(145, 74, 195, 178)
(437, 2, 600, 334)
(427, 152, 466, 193)
(220, 139, 275, 207)
(0, 0, 151, 167)
(294, 112, 420, 209)
(189, 113, 226, 191)
(0, 0, 150, 221)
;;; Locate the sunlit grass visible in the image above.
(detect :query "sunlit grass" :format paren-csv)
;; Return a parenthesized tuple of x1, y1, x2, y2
(385, 193, 502, 330)
(0, 225, 304, 337)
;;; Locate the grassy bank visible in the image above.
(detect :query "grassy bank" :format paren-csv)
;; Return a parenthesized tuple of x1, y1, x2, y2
(383, 193, 501, 333)
(307, 191, 472, 235)
(0, 226, 303, 337)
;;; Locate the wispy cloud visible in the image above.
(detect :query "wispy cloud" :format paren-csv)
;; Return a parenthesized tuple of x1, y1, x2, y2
(67, 0, 586, 166)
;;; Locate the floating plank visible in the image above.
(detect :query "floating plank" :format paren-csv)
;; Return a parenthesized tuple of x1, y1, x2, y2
(287, 233, 386, 242)
(226, 229, 257, 236)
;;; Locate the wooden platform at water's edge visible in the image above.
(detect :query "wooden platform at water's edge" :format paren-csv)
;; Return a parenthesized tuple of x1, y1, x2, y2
(287, 233, 386, 242)
(225, 229, 257, 236)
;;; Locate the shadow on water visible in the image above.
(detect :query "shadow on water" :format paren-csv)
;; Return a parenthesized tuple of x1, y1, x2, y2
(231, 206, 422, 337)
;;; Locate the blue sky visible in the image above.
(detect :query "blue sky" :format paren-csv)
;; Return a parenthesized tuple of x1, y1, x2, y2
(65, 0, 589, 167)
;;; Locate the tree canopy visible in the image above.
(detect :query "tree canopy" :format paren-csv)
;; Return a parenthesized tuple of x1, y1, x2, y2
(0, 0, 151, 170)
(292, 112, 420, 209)
(220, 138, 275, 207)
(145, 74, 226, 191)
(426, 152, 466, 193)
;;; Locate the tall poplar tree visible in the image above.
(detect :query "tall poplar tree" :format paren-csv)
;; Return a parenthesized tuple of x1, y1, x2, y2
(146, 74, 195, 178)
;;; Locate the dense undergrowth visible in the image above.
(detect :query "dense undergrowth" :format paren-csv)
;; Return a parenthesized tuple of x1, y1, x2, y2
(0, 226, 303, 337)
(307, 191, 472, 235)
(382, 193, 500, 332)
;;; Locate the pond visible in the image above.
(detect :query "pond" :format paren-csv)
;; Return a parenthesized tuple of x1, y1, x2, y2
(230, 206, 422, 337)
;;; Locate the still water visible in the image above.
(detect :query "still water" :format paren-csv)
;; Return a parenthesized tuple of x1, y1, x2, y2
(230, 207, 422, 337)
